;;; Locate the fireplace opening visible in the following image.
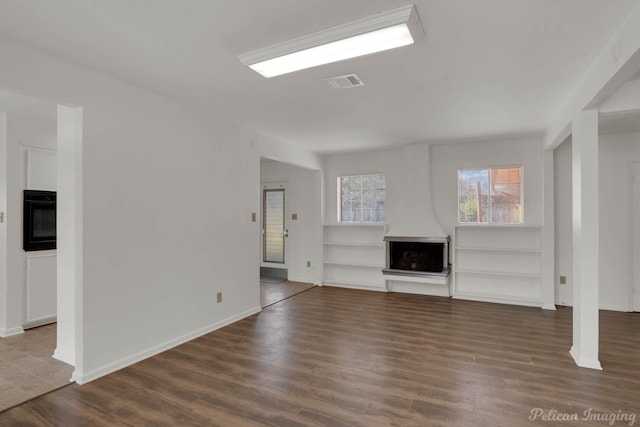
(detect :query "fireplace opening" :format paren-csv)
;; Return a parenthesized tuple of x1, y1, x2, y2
(383, 236, 450, 278)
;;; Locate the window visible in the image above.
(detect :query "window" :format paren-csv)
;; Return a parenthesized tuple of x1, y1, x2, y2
(338, 174, 385, 222)
(458, 167, 522, 224)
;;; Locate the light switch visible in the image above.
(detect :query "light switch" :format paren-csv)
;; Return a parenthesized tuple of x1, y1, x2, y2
(0, 212, 3, 223)
(292, 213, 298, 220)
(251, 212, 257, 222)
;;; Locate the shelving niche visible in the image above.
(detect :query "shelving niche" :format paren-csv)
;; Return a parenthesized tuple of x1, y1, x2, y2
(453, 225, 542, 307)
(322, 224, 385, 291)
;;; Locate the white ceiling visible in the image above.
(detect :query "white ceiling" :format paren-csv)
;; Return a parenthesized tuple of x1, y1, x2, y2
(0, 0, 638, 153)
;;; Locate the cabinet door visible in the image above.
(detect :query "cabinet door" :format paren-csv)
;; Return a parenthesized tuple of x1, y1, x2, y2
(25, 254, 57, 327)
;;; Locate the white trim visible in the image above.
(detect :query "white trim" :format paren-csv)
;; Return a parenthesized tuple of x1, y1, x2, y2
(25, 252, 57, 325)
(322, 281, 386, 292)
(287, 275, 315, 284)
(0, 326, 25, 337)
(71, 306, 262, 384)
(452, 293, 542, 308)
(599, 303, 633, 312)
(23, 315, 56, 330)
(570, 346, 602, 370)
(53, 348, 75, 365)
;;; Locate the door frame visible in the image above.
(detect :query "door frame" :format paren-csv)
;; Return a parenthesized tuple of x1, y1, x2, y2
(631, 162, 640, 311)
(260, 181, 289, 270)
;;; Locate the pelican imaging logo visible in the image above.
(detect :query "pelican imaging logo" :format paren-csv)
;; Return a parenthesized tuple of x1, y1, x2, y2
(529, 408, 636, 425)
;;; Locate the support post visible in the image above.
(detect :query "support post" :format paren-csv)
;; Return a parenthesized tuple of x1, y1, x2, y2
(570, 109, 602, 370)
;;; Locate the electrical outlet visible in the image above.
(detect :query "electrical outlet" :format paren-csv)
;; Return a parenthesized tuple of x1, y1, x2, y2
(306, 260, 311, 268)
(559, 276, 567, 285)
(217, 292, 222, 303)
(292, 213, 298, 220)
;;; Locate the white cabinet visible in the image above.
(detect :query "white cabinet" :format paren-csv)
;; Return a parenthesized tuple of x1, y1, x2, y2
(452, 225, 542, 307)
(322, 224, 385, 291)
(24, 253, 57, 328)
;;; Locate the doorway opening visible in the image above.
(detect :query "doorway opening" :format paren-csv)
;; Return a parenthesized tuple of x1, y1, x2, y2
(0, 91, 82, 409)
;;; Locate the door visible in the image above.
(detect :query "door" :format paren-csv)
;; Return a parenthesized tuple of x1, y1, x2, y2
(261, 183, 287, 266)
(632, 163, 640, 311)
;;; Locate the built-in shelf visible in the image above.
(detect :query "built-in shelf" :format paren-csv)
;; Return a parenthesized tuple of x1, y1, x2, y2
(324, 261, 383, 268)
(455, 246, 541, 254)
(455, 268, 540, 279)
(452, 225, 543, 307)
(322, 279, 386, 291)
(323, 224, 385, 290)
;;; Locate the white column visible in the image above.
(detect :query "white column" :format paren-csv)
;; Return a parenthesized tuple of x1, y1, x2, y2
(541, 149, 556, 310)
(55, 105, 83, 369)
(570, 109, 601, 370)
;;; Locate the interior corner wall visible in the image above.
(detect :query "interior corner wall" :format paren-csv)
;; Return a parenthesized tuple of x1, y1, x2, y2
(0, 37, 260, 382)
(260, 161, 322, 283)
(0, 113, 8, 335)
(554, 139, 573, 306)
(554, 131, 640, 311)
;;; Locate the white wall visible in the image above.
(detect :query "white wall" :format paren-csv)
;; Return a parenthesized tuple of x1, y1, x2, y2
(432, 137, 544, 234)
(0, 37, 260, 382)
(0, 113, 8, 335)
(555, 131, 640, 311)
(260, 161, 322, 284)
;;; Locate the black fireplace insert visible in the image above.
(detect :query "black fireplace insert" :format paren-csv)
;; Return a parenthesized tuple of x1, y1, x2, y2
(383, 236, 450, 278)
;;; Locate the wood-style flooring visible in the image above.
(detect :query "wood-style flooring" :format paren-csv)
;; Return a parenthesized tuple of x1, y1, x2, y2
(1, 287, 639, 426)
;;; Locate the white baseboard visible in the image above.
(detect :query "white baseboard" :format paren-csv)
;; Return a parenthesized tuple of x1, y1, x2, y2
(453, 292, 542, 308)
(570, 346, 602, 370)
(287, 276, 315, 284)
(53, 348, 75, 366)
(554, 301, 632, 312)
(23, 315, 57, 330)
(322, 282, 387, 292)
(72, 306, 262, 385)
(598, 303, 632, 312)
(541, 303, 557, 311)
(0, 326, 25, 337)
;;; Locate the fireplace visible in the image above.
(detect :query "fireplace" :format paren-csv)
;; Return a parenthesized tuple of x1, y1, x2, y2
(383, 236, 450, 278)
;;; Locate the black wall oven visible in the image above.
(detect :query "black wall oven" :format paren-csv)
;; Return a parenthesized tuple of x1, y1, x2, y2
(23, 190, 56, 251)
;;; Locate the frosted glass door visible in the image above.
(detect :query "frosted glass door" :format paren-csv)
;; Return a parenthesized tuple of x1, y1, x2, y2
(263, 189, 285, 264)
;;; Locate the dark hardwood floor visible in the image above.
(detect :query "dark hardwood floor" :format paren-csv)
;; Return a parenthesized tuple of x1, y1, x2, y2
(1, 287, 638, 426)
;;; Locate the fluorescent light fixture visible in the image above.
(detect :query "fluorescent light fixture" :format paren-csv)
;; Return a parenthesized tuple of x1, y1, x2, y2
(238, 4, 424, 78)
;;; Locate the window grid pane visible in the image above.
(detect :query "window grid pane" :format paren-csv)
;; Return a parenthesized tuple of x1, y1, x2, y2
(458, 167, 522, 224)
(339, 174, 385, 223)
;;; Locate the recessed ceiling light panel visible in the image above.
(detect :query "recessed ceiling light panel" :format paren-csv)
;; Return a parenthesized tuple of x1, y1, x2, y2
(238, 4, 424, 78)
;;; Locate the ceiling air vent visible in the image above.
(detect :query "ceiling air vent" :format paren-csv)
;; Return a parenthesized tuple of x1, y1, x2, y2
(325, 73, 364, 89)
